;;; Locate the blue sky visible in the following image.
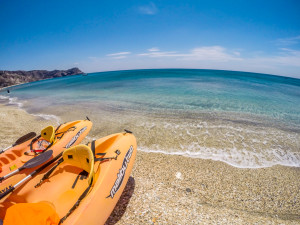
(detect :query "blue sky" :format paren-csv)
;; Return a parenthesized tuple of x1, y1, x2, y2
(0, 0, 300, 78)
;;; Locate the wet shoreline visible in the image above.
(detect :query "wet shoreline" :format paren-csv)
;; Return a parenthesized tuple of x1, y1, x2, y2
(0, 104, 299, 224)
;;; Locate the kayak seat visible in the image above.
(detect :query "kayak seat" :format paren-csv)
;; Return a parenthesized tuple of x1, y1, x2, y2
(3, 202, 60, 225)
(41, 126, 56, 145)
(26, 126, 56, 156)
(29, 145, 95, 222)
(62, 145, 94, 185)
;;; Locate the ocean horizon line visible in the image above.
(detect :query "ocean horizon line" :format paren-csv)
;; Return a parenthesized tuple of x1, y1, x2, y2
(84, 68, 300, 81)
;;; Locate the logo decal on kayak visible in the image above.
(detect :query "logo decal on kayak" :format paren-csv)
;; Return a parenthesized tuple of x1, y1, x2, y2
(65, 126, 87, 148)
(107, 145, 134, 199)
(0, 185, 13, 194)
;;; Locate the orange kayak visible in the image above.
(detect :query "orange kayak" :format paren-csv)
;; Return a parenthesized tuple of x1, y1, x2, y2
(0, 119, 92, 196)
(0, 131, 137, 225)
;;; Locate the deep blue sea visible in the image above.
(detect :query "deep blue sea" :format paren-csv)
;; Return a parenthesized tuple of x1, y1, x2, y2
(1, 69, 300, 168)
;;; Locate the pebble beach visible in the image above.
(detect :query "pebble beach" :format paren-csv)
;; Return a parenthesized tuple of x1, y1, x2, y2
(2, 0, 300, 222)
(0, 104, 299, 224)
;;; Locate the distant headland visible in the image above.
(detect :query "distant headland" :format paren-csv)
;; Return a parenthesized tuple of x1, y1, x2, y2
(0, 67, 83, 88)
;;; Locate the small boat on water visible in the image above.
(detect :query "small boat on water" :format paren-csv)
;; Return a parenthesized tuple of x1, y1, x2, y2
(0, 130, 137, 225)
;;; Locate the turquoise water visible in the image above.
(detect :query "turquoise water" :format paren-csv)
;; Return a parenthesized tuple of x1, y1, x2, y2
(1, 69, 300, 168)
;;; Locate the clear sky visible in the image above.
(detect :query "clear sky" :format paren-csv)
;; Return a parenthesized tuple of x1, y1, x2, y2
(1, 0, 300, 78)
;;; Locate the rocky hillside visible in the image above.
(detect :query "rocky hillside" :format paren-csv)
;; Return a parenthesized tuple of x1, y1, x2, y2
(0, 68, 83, 88)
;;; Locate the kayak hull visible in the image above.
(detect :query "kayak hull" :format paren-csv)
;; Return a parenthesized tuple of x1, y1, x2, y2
(0, 120, 92, 202)
(71, 132, 137, 225)
(0, 132, 137, 225)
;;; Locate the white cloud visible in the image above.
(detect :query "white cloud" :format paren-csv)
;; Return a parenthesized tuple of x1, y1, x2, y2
(107, 52, 131, 57)
(253, 48, 300, 67)
(112, 56, 128, 59)
(138, 50, 178, 57)
(148, 47, 160, 52)
(233, 51, 241, 56)
(187, 46, 242, 61)
(138, 2, 158, 15)
(138, 46, 242, 62)
(275, 35, 300, 46)
(83, 46, 300, 78)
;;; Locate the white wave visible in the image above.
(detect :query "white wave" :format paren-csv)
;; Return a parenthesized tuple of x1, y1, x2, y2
(138, 146, 300, 169)
(31, 113, 61, 125)
(8, 97, 23, 108)
(138, 119, 300, 168)
(0, 95, 23, 108)
(0, 95, 61, 125)
(0, 95, 9, 100)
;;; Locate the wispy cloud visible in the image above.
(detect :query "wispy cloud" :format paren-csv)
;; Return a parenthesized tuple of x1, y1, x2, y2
(186, 46, 242, 61)
(107, 52, 131, 59)
(138, 2, 158, 15)
(257, 48, 300, 67)
(138, 46, 242, 62)
(112, 56, 128, 59)
(138, 50, 178, 57)
(148, 47, 160, 52)
(107, 52, 131, 56)
(84, 46, 300, 78)
(275, 35, 300, 46)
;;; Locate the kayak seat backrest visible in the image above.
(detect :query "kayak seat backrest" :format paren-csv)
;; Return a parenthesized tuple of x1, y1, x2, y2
(62, 145, 94, 185)
(41, 126, 56, 144)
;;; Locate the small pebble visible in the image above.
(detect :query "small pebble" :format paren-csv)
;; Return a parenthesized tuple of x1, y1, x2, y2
(175, 172, 182, 179)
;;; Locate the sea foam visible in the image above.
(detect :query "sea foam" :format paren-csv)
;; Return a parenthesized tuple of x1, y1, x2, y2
(138, 119, 300, 168)
(139, 146, 300, 168)
(0, 95, 61, 125)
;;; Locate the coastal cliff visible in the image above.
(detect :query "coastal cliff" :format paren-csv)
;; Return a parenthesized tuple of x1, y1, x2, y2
(0, 67, 83, 88)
